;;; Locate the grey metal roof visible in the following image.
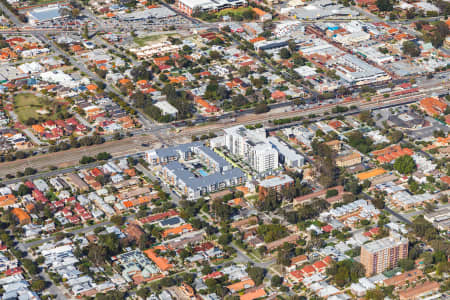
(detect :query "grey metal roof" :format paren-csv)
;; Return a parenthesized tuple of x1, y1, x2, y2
(28, 6, 62, 22)
(165, 161, 244, 190)
(160, 217, 182, 227)
(152, 142, 202, 159)
(193, 144, 229, 169)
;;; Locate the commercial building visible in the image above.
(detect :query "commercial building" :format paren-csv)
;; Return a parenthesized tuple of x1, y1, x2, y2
(117, 7, 176, 21)
(332, 54, 389, 85)
(223, 125, 279, 173)
(357, 46, 394, 64)
(334, 32, 370, 45)
(289, 0, 359, 20)
(360, 231, 408, 276)
(253, 38, 289, 51)
(154, 101, 178, 118)
(176, 0, 246, 16)
(294, 66, 317, 77)
(27, 5, 66, 25)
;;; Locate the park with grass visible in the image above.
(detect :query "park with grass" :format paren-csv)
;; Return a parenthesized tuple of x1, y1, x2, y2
(133, 33, 178, 47)
(195, 7, 257, 21)
(13, 93, 70, 125)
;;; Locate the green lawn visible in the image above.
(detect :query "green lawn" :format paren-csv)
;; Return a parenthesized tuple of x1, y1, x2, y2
(216, 7, 253, 17)
(133, 34, 177, 47)
(27, 0, 62, 6)
(14, 93, 51, 123)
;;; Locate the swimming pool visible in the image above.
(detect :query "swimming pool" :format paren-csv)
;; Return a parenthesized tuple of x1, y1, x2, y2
(198, 169, 208, 176)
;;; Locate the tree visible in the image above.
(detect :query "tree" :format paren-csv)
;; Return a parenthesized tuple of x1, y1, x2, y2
(393, 155, 416, 174)
(17, 184, 32, 196)
(201, 265, 213, 275)
(31, 280, 46, 292)
(359, 111, 374, 125)
(111, 215, 124, 226)
(247, 266, 265, 285)
(410, 215, 438, 241)
(96, 152, 111, 161)
(326, 189, 338, 198)
(398, 258, 415, 271)
(288, 40, 297, 52)
(436, 261, 450, 275)
(389, 130, 403, 143)
(136, 287, 149, 299)
(271, 275, 283, 287)
(255, 103, 270, 114)
(80, 156, 96, 164)
(21, 258, 38, 275)
(95, 291, 126, 300)
(130, 63, 152, 82)
(366, 288, 386, 300)
(345, 178, 362, 195)
(36, 256, 45, 265)
(312, 141, 339, 187)
(402, 41, 421, 57)
(83, 24, 89, 39)
(371, 197, 385, 209)
(94, 226, 105, 235)
(257, 189, 282, 211)
(211, 199, 233, 221)
(376, 0, 393, 11)
(72, 7, 80, 17)
(209, 50, 222, 60)
(15, 151, 27, 159)
(327, 260, 365, 287)
(276, 250, 291, 266)
(218, 233, 232, 246)
(159, 73, 168, 82)
(257, 224, 288, 243)
(231, 94, 248, 108)
(279, 48, 291, 59)
(429, 21, 449, 48)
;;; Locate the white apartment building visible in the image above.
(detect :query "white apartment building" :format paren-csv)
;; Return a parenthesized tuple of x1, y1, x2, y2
(250, 144, 279, 173)
(224, 125, 279, 173)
